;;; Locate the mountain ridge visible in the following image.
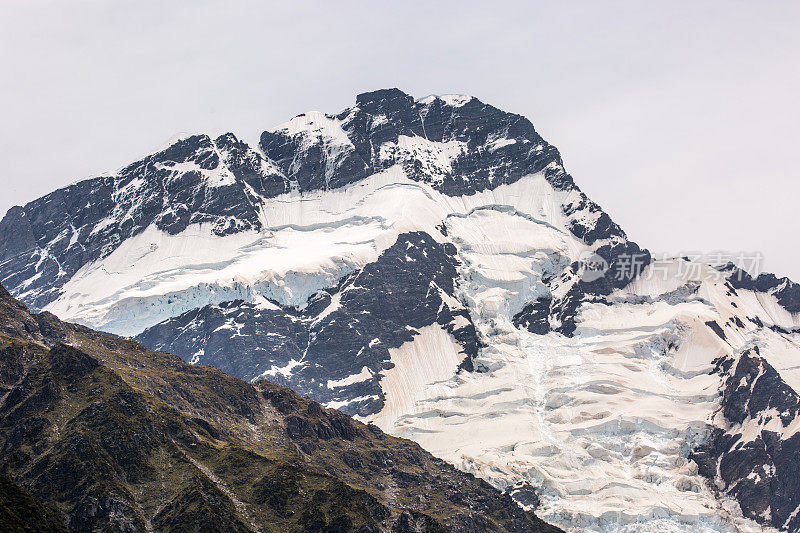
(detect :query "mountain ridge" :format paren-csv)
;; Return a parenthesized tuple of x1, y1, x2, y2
(0, 88, 645, 313)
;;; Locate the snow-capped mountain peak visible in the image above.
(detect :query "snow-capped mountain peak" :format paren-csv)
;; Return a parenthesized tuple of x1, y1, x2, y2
(1, 89, 798, 532)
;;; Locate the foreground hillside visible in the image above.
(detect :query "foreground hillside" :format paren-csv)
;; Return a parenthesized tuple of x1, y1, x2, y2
(0, 285, 559, 532)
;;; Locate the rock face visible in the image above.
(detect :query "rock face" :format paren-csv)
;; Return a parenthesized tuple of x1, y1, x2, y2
(135, 231, 481, 416)
(723, 264, 800, 313)
(0, 89, 799, 531)
(260, 88, 564, 195)
(0, 284, 559, 533)
(0, 134, 288, 310)
(692, 345, 800, 531)
(0, 474, 68, 533)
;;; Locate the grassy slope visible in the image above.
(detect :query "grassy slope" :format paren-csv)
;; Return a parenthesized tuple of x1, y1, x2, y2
(0, 473, 68, 533)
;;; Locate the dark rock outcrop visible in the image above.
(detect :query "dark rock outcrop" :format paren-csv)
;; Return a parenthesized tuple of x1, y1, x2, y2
(691, 347, 800, 531)
(136, 231, 481, 417)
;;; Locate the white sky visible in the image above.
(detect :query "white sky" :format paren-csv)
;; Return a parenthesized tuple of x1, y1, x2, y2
(1, 1, 798, 278)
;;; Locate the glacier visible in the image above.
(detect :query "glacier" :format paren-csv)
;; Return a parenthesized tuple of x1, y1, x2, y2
(1, 88, 799, 532)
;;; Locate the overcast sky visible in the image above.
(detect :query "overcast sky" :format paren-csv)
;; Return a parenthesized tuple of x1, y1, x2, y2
(1, 1, 798, 278)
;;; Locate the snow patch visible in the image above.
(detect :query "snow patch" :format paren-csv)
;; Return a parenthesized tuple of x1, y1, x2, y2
(440, 94, 472, 107)
(368, 325, 465, 430)
(379, 135, 467, 184)
(327, 366, 373, 389)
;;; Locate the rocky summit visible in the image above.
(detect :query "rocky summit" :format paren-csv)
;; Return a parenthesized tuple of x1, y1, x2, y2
(1, 89, 799, 531)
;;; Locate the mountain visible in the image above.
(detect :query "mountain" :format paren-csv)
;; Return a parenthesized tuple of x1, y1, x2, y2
(1, 88, 799, 531)
(0, 284, 558, 532)
(0, 474, 68, 533)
